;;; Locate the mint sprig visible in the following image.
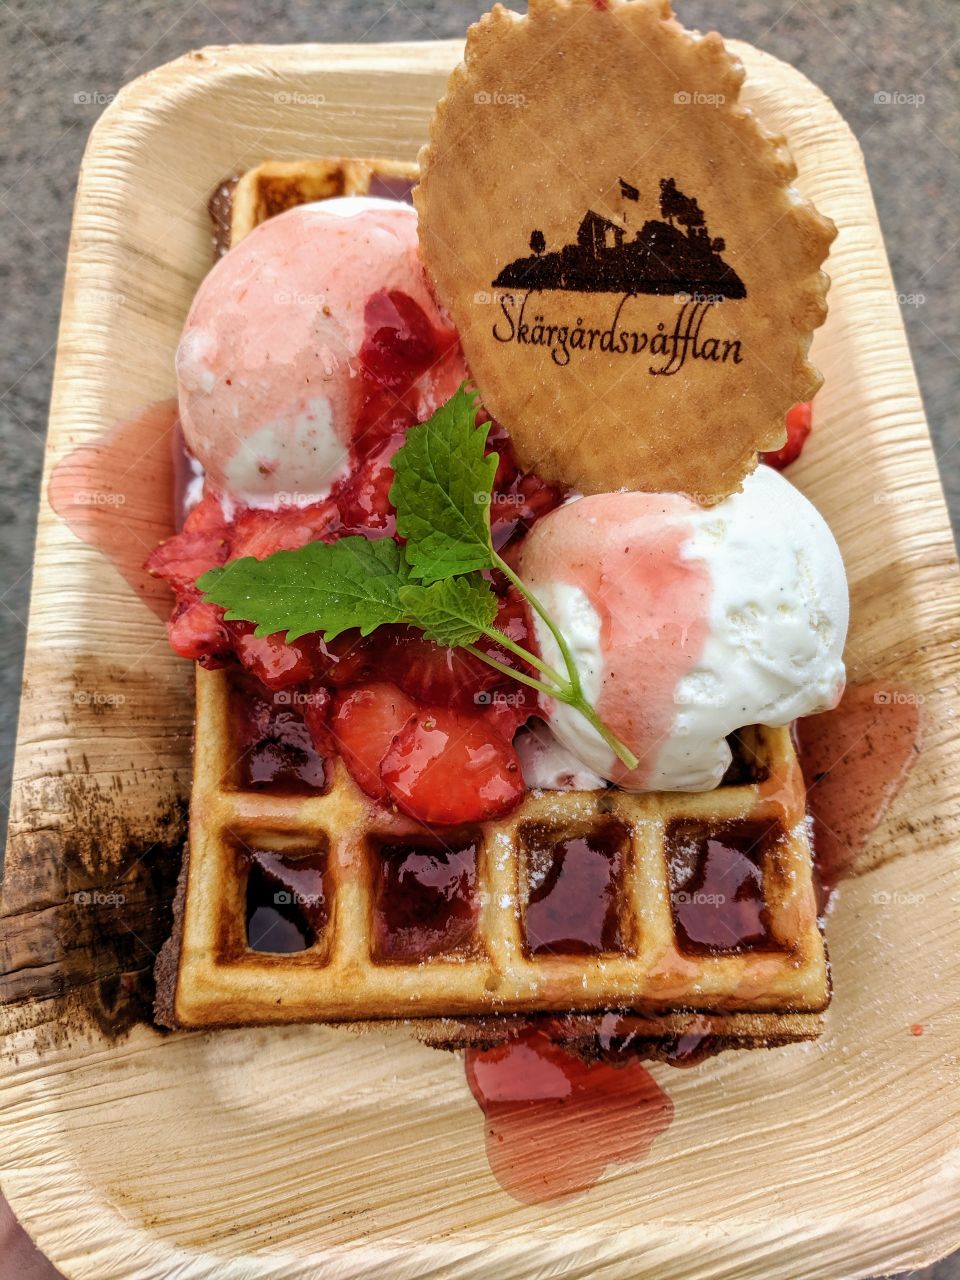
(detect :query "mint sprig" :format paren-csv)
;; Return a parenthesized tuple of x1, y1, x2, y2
(197, 385, 639, 771)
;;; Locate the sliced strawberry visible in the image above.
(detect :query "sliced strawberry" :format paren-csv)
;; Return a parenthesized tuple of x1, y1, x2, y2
(300, 682, 334, 756)
(381, 708, 525, 824)
(335, 436, 401, 536)
(229, 621, 318, 690)
(762, 401, 812, 470)
(167, 595, 230, 662)
(485, 418, 561, 548)
(303, 631, 375, 687)
(481, 685, 537, 742)
(369, 626, 500, 711)
(146, 490, 230, 592)
(331, 683, 418, 801)
(228, 498, 340, 561)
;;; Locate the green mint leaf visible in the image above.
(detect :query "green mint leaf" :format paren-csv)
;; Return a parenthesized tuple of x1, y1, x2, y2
(398, 574, 498, 648)
(388, 383, 498, 582)
(197, 536, 410, 642)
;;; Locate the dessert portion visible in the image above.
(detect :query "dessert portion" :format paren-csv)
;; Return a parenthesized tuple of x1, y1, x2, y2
(151, 0, 847, 1043)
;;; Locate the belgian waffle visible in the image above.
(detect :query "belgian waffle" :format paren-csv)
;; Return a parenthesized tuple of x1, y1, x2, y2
(156, 158, 829, 1043)
(208, 157, 419, 256)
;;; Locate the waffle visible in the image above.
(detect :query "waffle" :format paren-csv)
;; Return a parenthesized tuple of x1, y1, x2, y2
(208, 157, 418, 256)
(156, 158, 829, 1042)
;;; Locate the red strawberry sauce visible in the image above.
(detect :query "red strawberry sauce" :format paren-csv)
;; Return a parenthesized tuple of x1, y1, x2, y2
(144, 288, 559, 824)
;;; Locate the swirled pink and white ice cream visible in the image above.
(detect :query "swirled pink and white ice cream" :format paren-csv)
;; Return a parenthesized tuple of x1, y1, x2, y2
(519, 465, 848, 792)
(175, 197, 464, 508)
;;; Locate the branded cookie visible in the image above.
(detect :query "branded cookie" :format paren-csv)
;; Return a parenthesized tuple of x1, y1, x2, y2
(415, 0, 837, 503)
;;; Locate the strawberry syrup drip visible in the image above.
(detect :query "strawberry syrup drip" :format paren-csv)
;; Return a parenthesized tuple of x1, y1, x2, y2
(245, 848, 328, 953)
(521, 822, 628, 955)
(761, 401, 813, 470)
(465, 1028, 674, 1203)
(230, 673, 327, 795)
(666, 818, 783, 953)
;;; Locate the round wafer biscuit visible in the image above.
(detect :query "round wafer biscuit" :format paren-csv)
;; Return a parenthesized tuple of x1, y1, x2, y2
(415, 0, 837, 503)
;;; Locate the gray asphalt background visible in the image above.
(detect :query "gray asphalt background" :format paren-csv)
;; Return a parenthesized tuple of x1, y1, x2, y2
(0, 2, 957, 1277)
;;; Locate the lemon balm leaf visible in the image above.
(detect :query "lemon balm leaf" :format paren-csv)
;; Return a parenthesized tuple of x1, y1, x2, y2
(398, 574, 499, 648)
(197, 536, 410, 642)
(388, 383, 498, 581)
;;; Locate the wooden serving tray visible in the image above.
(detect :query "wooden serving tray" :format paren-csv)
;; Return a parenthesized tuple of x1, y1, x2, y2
(3, 38, 960, 1280)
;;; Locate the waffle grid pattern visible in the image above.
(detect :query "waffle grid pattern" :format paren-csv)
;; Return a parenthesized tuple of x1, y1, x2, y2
(174, 670, 827, 1027)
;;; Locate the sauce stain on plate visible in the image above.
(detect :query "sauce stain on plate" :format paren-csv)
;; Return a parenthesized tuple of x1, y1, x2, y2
(797, 680, 924, 892)
(48, 399, 180, 617)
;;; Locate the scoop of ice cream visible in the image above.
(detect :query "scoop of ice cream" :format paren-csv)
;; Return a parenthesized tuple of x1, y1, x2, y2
(176, 197, 464, 508)
(519, 466, 848, 792)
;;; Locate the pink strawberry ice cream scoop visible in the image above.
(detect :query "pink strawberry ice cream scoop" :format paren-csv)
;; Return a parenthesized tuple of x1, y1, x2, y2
(175, 197, 465, 508)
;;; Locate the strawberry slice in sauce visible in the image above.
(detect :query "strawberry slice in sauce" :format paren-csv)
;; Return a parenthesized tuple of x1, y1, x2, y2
(229, 621, 319, 690)
(371, 628, 503, 711)
(381, 708, 525, 824)
(330, 683, 418, 801)
(762, 401, 812, 470)
(334, 435, 402, 536)
(227, 497, 340, 561)
(166, 594, 230, 663)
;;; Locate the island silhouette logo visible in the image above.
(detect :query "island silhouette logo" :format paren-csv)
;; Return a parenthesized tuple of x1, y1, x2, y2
(492, 176, 746, 300)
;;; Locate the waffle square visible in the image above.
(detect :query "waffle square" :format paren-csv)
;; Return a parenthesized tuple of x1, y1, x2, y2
(156, 157, 829, 1042)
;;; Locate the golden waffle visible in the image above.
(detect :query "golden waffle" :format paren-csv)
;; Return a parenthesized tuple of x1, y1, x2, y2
(156, 158, 829, 1042)
(208, 156, 419, 256)
(161, 670, 827, 1032)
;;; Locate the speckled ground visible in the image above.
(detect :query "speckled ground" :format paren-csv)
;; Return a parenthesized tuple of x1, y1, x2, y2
(0, 2, 957, 1276)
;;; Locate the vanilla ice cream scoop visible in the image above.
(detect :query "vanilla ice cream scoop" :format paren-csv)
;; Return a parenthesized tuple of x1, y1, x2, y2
(519, 466, 848, 792)
(176, 197, 465, 508)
